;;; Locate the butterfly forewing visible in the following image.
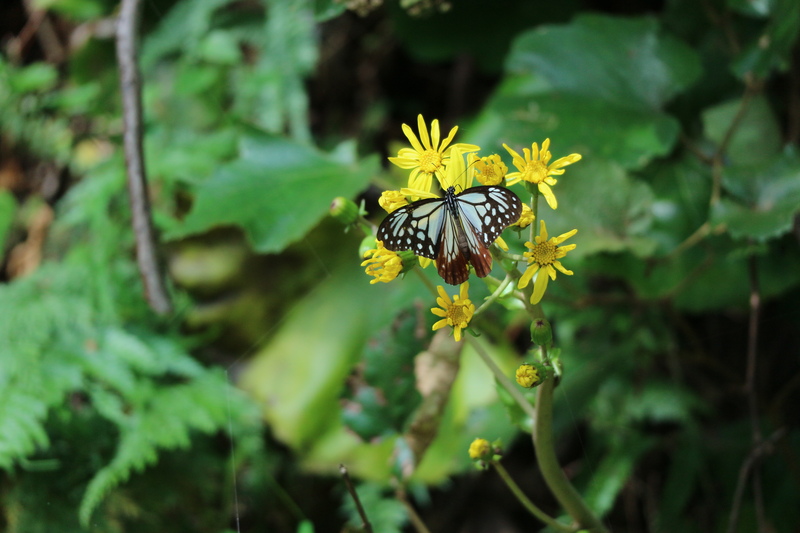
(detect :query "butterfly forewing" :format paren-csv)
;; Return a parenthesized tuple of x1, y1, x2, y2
(455, 186, 523, 246)
(376, 198, 444, 259)
(377, 185, 522, 285)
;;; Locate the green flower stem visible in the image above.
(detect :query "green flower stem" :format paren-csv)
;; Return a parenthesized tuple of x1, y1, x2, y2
(466, 336, 536, 422)
(533, 375, 608, 533)
(491, 460, 574, 532)
(473, 273, 513, 316)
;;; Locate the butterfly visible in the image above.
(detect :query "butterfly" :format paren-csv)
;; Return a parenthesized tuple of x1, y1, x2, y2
(377, 185, 523, 285)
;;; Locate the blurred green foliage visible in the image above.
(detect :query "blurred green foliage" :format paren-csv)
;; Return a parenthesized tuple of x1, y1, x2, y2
(1, 0, 799, 531)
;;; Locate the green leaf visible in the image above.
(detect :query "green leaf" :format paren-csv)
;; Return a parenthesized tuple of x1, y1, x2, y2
(646, 153, 713, 254)
(584, 435, 654, 517)
(197, 30, 243, 65)
(238, 262, 430, 450)
(469, 14, 700, 169)
(534, 158, 658, 258)
(342, 312, 424, 440)
(472, 88, 680, 169)
(506, 14, 701, 111)
(731, 0, 800, 78)
(168, 133, 376, 253)
(8, 62, 59, 93)
(710, 151, 800, 241)
(32, 0, 108, 20)
(702, 96, 782, 167)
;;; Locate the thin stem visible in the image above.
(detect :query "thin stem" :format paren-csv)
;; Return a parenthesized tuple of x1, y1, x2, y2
(396, 486, 432, 533)
(473, 273, 513, 316)
(492, 461, 575, 532)
(726, 428, 785, 533)
(533, 376, 608, 532)
(116, 0, 172, 315)
(340, 464, 373, 533)
(745, 252, 766, 530)
(466, 336, 537, 423)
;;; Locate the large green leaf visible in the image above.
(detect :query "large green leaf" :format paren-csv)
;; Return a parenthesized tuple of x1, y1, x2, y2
(711, 151, 800, 241)
(468, 14, 701, 169)
(530, 158, 658, 259)
(645, 153, 713, 254)
(506, 14, 701, 111)
(702, 96, 783, 167)
(168, 134, 376, 253)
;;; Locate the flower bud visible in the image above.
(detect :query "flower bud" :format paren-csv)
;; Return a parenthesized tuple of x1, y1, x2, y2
(515, 361, 545, 388)
(329, 196, 359, 225)
(530, 318, 552, 346)
(468, 438, 492, 461)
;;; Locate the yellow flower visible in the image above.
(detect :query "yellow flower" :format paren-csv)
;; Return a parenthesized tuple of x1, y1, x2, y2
(515, 363, 541, 388)
(468, 438, 492, 461)
(388, 114, 479, 194)
(503, 139, 581, 210)
(514, 203, 534, 228)
(431, 282, 475, 342)
(379, 190, 409, 213)
(518, 220, 577, 304)
(470, 153, 507, 185)
(361, 241, 402, 284)
(438, 145, 473, 192)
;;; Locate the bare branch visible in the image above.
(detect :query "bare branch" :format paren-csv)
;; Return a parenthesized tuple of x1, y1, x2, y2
(340, 464, 373, 533)
(115, 0, 172, 315)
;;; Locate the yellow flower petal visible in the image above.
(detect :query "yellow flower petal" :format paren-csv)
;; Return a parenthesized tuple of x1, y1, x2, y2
(531, 270, 549, 304)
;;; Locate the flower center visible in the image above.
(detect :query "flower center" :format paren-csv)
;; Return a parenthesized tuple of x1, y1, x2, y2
(527, 241, 557, 266)
(523, 161, 548, 183)
(448, 301, 469, 326)
(419, 149, 443, 173)
(481, 166, 496, 179)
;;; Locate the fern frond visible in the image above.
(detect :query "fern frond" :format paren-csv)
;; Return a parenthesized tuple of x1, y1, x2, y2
(78, 369, 240, 525)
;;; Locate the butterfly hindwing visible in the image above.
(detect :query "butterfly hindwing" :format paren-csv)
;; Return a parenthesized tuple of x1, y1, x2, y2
(377, 185, 522, 285)
(435, 205, 470, 285)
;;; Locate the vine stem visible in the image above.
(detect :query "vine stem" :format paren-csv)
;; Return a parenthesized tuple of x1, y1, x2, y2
(492, 460, 575, 532)
(116, 0, 172, 315)
(533, 376, 608, 532)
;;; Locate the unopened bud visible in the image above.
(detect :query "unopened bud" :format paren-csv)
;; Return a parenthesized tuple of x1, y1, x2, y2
(330, 196, 359, 225)
(531, 318, 552, 346)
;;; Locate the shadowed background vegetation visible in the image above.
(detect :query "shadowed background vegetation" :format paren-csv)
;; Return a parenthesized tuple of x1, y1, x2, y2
(1, 0, 799, 531)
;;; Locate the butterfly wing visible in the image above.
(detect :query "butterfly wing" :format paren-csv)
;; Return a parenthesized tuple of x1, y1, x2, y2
(455, 186, 523, 246)
(454, 186, 523, 279)
(377, 198, 446, 259)
(435, 206, 471, 285)
(376, 186, 522, 286)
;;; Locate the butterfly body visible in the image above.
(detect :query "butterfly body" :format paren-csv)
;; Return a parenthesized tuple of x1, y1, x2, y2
(377, 186, 522, 285)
